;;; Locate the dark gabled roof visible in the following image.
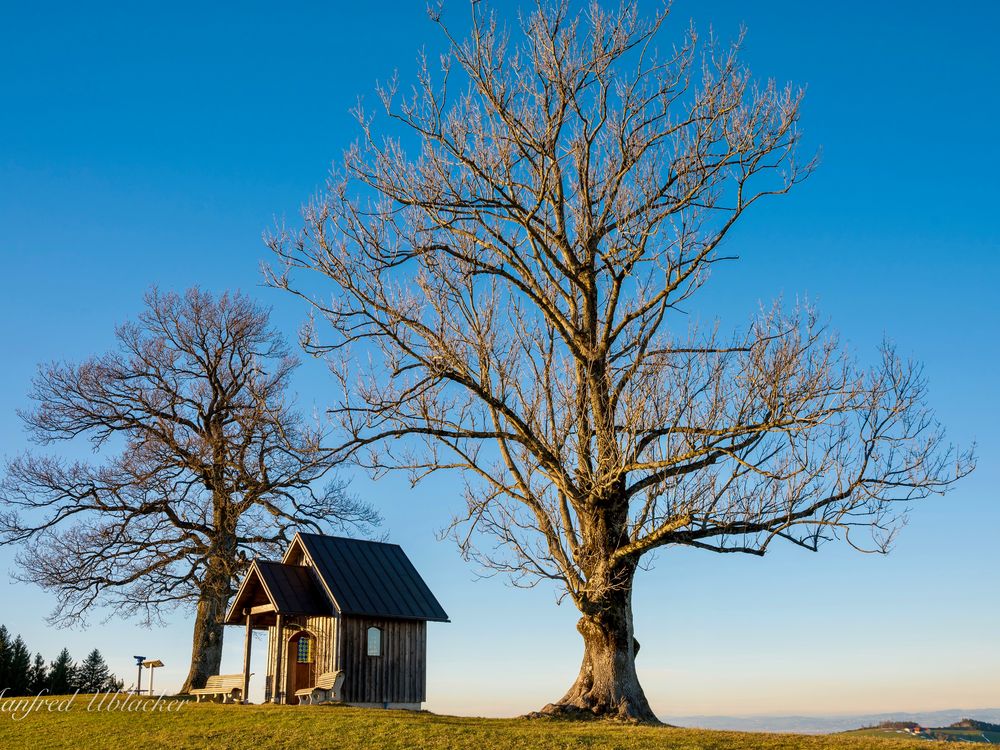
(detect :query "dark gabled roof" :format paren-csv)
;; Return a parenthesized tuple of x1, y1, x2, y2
(292, 533, 449, 622)
(224, 559, 332, 625)
(255, 560, 333, 617)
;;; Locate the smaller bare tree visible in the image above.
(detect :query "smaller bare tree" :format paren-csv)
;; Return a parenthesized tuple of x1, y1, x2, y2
(0, 288, 378, 692)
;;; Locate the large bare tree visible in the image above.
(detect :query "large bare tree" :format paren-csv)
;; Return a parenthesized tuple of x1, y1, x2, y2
(267, 2, 972, 722)
(0, 288, 378, 692)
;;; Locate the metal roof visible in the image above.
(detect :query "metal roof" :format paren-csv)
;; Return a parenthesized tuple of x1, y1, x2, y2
(255, 560, 333, 617)
(224, 559, 332, 625)
(294, 533, 449, 622)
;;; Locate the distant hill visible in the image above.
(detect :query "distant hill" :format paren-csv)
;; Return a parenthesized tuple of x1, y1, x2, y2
(950, 719, 1000, 732)
(661, 708, 1000, 734)
(872, 721, 919, 731)
(848, 718, 1000, 745)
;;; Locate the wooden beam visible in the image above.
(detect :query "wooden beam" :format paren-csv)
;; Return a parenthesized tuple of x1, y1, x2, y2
(248, 604, 275, 615)
(242, 612, 253, 704)
(272, 613, 284, 704)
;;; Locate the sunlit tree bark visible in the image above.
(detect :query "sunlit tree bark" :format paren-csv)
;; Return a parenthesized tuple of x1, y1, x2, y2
(0, 288, 378, 693)
(267, 1, 972, 722)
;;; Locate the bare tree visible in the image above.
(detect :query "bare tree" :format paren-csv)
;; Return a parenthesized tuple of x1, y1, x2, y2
(267, 2, 972, 722)
(0, 288, 378, 693)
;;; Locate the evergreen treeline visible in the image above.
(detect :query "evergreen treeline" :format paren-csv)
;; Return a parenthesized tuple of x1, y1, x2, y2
(0, 625, 124, 696)
(950, 719, 1000, 732)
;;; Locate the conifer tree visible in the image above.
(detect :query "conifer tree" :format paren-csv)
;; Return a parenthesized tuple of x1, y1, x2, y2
(76, 649, 112, 693)
(28, 653, 47, 694)
(0, 625, 9, 689)
(48, 648, 75, 695)
(8, 636, 31, 696)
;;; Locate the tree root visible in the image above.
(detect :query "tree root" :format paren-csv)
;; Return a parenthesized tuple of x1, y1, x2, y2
(521, 700, 664, 725)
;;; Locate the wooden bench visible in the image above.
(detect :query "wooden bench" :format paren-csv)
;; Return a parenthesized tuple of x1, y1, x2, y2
(190, 674, 248, 703)
(294, 670, 344, 705)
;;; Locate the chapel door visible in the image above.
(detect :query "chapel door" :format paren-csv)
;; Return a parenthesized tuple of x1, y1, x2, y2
(286, 632, 316, 704)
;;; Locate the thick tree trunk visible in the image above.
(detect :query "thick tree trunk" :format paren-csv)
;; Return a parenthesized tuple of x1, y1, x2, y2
(179, 487, 237, 694)
(181, 536, 236, 694)
(539, 568, 658, 723)
(179, 586, 229, 693)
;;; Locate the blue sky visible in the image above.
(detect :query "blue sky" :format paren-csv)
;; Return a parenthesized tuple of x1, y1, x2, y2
(1, 0, 997, 717)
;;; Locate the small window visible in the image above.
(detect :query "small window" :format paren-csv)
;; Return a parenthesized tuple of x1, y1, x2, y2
(297, 636, 314, 663)
(366, 627, 382, 657)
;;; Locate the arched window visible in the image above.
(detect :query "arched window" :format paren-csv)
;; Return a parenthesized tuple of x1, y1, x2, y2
(296, 634, 314, 663)
(366, 626, 382, 657)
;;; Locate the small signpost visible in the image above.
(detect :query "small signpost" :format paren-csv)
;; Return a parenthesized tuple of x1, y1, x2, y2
(143, 659, 165, 697)
(132, 655, 146, 696)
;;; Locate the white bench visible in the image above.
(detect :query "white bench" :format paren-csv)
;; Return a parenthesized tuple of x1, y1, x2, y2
(294, 671, 344, 705)
(190, 674, 248, 703)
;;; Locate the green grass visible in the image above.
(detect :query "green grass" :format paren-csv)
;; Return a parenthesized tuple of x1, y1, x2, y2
(0, 695, 946, 750)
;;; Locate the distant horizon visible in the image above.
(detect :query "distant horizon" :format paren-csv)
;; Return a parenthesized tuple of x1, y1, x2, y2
(665, 707, 1000, 719)
(659, 707, 1000, 735)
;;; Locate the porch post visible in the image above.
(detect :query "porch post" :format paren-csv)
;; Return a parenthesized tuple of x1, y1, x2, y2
(242, 610, 253, 704)
(272, 613, 284, 704)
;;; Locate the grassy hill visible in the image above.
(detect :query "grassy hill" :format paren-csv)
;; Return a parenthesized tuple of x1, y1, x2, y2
(0, 695, 949, 750)
(848, 722, 1000, 744)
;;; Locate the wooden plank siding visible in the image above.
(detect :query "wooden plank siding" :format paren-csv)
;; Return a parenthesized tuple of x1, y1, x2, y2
(236, 533, 446, 707)
(263, 614, 337, 703)
(337, 616, 426, 704)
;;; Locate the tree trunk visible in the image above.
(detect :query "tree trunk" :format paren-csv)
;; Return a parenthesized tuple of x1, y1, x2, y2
(540, 567, 659, 723)
(179, 485, 237, 694)
(179, 579, 230, 693)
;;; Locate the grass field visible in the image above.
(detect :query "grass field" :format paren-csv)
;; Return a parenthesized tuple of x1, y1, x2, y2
(0, 695, 944, 750)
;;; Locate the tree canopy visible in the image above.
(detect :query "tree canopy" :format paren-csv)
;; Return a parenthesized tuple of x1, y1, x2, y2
(0, 287, 378, 691)
(269, 1, 972, 721)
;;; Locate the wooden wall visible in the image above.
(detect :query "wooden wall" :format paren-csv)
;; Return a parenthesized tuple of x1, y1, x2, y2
(263, 614, 337, 703)
(262, 614, 428, 705)
(337, 616, 427, 704)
